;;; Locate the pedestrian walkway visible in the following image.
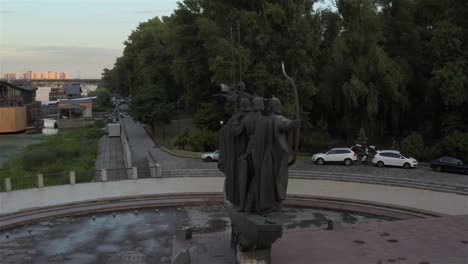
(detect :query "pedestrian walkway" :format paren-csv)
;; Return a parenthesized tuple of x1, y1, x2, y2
(121, 117, 155, 161)
(120, 116, 216, 170)
(95, 135, 127, 180)
(95, 135, 125, 169)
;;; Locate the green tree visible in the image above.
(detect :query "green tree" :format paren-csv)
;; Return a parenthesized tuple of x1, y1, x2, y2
(193, 102, 224, 131)
(317, 0, 406, 138)
(89, 87, 111, 107)
(442, 131, 468, 160)
(401, 132, 425, 160)
(101, 0, 467, 149)
(130, 85, 171, 131)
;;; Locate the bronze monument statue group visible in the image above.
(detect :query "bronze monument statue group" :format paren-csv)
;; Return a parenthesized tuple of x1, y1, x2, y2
(218, 96, 299, 214)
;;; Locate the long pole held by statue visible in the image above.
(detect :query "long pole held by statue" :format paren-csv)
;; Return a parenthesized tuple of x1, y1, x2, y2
(230, 24, 237, 113)
(281, 61, 301, 166)
(237, 20, 244, 111)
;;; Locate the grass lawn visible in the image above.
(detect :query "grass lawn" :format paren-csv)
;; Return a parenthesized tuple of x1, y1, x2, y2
(160, 147, 203, 158)
(0, 121, 104, 190)
(143, 125, 203, 158)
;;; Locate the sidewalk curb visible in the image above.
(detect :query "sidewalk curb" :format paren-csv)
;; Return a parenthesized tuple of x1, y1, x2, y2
(159, 146, 200, 159)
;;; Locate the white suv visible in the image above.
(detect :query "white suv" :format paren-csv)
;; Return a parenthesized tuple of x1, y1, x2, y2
(372, 150, 418, 169)
(312, 148, 357, 166)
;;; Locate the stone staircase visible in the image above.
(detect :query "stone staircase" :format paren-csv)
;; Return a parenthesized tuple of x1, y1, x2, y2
(160, 169, 468, 196)
(134, 158, 151, 178)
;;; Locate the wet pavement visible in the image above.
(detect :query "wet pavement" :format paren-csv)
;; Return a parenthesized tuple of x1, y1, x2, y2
(0, 206, 385, 264)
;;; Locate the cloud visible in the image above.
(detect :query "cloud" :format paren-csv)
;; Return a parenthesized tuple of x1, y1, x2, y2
(0, 10, 16, 14)
(134, 9, 174, 15)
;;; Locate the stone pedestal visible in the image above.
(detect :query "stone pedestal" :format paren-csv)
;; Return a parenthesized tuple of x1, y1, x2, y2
(226, 201, 284, 264)
(236, 247, 271, 264)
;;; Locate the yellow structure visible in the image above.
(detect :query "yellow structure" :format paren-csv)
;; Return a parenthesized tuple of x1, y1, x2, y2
(0, 106, 27, 133)
(0, 81, 36, 133)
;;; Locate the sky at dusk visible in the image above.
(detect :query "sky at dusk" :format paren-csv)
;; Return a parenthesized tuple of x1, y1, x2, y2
(0, 0, 332, 79)
(0, 0, 179, 78)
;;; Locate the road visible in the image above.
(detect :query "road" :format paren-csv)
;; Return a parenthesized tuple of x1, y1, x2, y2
(119, 112, 468, 188)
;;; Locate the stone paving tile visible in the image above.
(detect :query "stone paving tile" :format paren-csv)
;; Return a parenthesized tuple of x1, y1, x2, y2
(272, 214, 468, 264)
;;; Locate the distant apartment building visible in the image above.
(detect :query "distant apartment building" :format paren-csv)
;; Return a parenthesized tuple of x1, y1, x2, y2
(3, 73, 16, 79)
(60, 72, 70, 79)
(18, 71, 70, 80)
(3, 71, 70, 80)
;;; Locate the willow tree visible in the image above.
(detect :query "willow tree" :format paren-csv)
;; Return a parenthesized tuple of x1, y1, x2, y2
(321, 0, 406, 137)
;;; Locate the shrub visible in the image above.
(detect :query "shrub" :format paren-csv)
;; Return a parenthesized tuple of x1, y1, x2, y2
(400, 132, 425, 160)
(189, 127, 219, 152)
(90, 120, 106, 129)
(441, 131, 468, 160)
(173, 128, 191, 150)
(424, 145, 442, 162)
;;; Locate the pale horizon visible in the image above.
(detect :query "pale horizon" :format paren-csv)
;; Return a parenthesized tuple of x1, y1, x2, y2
(0, 0, 179, 79)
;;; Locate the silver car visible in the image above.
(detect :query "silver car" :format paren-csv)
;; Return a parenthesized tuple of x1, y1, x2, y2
(201, 150, 219, 162)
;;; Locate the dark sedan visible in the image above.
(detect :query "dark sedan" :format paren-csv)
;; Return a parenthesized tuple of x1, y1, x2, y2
(430, 157, 468, 175)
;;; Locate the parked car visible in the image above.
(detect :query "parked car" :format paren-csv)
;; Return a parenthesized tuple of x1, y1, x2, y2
(430, 157, 468, 175)
(372, 150, 417, 169)
(311, 148, 357, 166)
(201, 150, 219, 162)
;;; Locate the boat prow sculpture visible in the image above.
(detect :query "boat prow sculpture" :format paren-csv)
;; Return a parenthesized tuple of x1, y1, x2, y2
(218, 62, 300, 263)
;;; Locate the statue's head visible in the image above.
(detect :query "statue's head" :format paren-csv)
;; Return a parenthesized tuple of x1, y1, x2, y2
(270, 97, 282, 114)
(240, 98, 251, 112)
(251, 97, 264, 112)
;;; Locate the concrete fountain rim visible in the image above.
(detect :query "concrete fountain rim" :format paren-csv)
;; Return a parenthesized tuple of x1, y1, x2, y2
(0, 192, 443, 232)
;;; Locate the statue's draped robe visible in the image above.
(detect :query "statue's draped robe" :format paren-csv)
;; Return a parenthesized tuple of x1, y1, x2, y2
(218, 112, 249, 205)
(243, 114, 294, 213)
(234, 111, 263, 210)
